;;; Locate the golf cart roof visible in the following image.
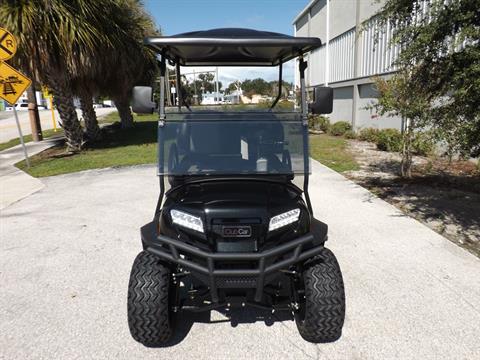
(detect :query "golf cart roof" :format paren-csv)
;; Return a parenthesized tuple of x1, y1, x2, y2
(145, 28, 322, 66)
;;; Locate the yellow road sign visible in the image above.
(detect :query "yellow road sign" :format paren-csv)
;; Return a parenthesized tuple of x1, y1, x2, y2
(0, 61, 31, 105)
(42, 86, 51, 98)
(0, 27, 17, 61)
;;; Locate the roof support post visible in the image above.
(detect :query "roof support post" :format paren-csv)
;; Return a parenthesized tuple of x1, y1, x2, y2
(270, 63, 283, 110)
(299, 56, 313, 217)
(159, 56, 166, 121)
(299, 56, 308, 124)
(155, 55, 167, 220)
(176, 61, 182, 111)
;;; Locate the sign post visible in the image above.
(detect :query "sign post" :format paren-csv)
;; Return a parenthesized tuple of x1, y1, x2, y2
(0, 27, 32, 167)
(13, 106, 30, 168)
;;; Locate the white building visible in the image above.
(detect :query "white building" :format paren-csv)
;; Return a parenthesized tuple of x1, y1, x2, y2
(293, 0, 402, 129)
(201, 91, 224, 105)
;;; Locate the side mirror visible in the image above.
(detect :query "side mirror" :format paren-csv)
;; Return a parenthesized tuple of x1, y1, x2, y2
(131, 86, 155, 114)
(309, 86, 333, 114)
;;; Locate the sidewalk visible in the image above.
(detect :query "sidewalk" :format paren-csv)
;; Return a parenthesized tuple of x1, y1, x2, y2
(0, 138, 60, 210)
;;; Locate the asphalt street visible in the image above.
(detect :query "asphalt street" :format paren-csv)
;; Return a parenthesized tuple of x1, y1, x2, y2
(1, 160, 479, 359)
(0, 107, 115, 143)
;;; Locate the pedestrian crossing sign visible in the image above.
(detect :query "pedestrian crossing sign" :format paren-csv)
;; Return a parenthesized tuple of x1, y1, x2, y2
(0, 61, 31, 105)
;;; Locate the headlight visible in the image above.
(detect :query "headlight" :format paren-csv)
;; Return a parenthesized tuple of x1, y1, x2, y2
(170, 209, 204, 233)
(268, 208, 300, 231)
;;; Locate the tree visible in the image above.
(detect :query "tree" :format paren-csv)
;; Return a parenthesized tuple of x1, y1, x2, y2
(73, 0, 158, 135)
(241, 78, 271, 98)
(370, 73, 431, 177)
(1, 0, 110, 151)
(1, 0, 158, 150)
(373, 0, 480, 158)
(269, 80, 292, 99)
(197, 73, 215, 93)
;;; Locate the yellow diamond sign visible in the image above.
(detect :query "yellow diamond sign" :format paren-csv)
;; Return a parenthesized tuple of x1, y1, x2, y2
(0, 27, 17, 61)
(0, 61, 31, 105)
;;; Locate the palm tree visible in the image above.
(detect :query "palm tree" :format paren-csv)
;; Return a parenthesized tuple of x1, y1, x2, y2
(98, 0, 158, 129)
(0, 1, 111, 151)
(70, 0, 158, 137)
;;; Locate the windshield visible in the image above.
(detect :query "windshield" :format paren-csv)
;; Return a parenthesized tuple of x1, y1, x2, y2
(158, 112, 309, 176)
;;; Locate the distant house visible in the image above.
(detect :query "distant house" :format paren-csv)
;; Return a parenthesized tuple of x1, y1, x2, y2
(293, 0, 403, 130)
(224, 89, 242, 104)
(201, 91, 224, 105)
(241, 94, 271, 105)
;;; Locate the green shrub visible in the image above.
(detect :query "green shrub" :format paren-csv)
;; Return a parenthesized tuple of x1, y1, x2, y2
(329, 121, 352, 136)
(375, 128, 402, 152)
(317, 116, 331, 132)
(307, 114, 317, 129)
(358, 128, 380, 143)
(344, 130, 357, 139)
(412, 132, 435, 156)
(308, 114, 330, 132)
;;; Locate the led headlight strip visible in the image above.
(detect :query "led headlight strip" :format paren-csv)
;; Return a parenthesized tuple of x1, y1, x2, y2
(170, 209, 204, 233)
(268, 208, 300, 231)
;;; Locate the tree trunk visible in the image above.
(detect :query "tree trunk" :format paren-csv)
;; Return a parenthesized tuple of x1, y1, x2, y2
(47, 73, 84, 152)
(26, 84, 43, 142)
(114, 96, 134, 128)
(401, 118, 413, 178)
(79, 93, 101, 141)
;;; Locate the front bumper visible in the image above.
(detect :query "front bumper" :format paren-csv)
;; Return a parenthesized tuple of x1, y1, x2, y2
(141, 220, 327, 303)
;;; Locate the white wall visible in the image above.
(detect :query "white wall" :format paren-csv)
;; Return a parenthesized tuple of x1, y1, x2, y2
(356, 83, 402, 129)
(330, 86, 353, 123)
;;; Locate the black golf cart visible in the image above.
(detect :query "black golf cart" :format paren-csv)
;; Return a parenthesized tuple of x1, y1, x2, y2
(127, 28, 345, 345)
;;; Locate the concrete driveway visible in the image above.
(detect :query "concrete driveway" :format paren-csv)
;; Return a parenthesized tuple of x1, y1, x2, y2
(1, 160, 479, 359)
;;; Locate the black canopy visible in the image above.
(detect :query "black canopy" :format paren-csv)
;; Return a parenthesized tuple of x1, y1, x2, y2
(145, 28, 321, 66)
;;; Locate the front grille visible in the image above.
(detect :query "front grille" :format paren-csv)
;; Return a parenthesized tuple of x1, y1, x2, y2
(215, 275, 257, 288)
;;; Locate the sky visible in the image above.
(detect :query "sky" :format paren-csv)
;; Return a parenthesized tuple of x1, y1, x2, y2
(144, 0, 310, 87)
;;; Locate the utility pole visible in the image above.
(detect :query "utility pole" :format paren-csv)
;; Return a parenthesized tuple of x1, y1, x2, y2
(26, 80, 43, 142)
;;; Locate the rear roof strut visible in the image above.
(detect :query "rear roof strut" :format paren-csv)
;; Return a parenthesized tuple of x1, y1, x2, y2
(269, 63, 283, 110)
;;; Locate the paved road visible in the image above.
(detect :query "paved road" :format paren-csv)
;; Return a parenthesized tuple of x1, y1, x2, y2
(0, 108, 115, 143)
(1, 160, 479, 359)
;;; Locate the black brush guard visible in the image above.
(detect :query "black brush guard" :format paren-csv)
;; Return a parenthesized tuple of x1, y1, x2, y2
(141, 221, 327, 303)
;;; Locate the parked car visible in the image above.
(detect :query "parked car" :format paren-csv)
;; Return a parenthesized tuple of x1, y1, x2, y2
(5, 103, 46, 111)
(5, 103, 29, 111)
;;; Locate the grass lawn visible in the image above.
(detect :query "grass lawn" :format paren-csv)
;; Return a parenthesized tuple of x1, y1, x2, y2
(0, 128, 64, 152)
(16, 113, 358, 177)
(0, 110, 117, 152)
(309, 134, 359, 172)
(16, 113, 158, 177)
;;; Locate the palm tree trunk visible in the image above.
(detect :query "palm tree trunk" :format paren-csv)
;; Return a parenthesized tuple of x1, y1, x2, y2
(79, 93, 101, 141)
(114, 96, 134, 128)
(47, 73, 84, 152)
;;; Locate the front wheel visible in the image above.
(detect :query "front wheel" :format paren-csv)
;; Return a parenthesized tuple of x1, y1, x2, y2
(127, 251, 176, 346)
(294, 248, 346, 343)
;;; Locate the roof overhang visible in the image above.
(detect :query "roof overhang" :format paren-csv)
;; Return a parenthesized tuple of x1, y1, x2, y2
(145, 28, 321, 66)
(292, 0, 319, 25)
